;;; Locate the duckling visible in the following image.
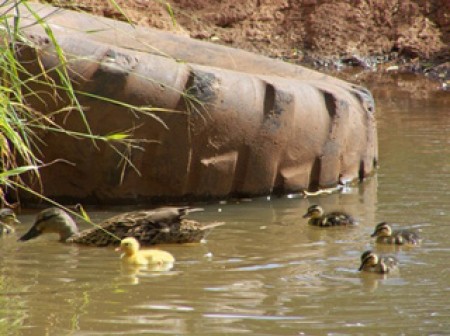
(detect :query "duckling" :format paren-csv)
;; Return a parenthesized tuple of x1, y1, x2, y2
(371, 222, 421, 245)
(0, 208, 20, 235)
(302, 204, 356, 227)
(117, 237, 175, 266)
(358, 250, 398, 274)
(19, 207, 224, 247)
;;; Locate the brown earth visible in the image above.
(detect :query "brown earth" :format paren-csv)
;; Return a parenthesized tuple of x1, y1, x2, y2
(44, 0, 449, 86)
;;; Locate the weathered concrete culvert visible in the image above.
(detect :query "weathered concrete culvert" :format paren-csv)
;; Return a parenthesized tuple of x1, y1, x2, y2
(10, 3, 377, 204)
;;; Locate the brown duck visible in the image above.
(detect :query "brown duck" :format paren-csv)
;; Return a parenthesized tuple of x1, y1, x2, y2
(302, 204, 357, 227)
(0, 208, 20, 235)
(370, 222, 422, 245)
(358, 250, 399, 274)
(19, 207, 224, 247)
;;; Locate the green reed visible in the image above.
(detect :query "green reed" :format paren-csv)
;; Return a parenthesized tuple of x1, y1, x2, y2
(0, 0, 182, 206)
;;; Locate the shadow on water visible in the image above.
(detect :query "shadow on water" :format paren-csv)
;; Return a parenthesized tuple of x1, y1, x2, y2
(2, 77, 450, 334)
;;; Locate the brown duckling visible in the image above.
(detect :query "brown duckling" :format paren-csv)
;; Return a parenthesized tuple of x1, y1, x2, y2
(371, 222, 421, 245)
(0, 208, 20, 235)
(358, 250, 398, 274)
(302, 204, 357, 227)
(19, 207, 224, 247)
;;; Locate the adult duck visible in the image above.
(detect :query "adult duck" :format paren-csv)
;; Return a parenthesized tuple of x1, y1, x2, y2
(302, 204, 357, 227)
(19, 206, 224, 246)
(371, 222, 421, 245)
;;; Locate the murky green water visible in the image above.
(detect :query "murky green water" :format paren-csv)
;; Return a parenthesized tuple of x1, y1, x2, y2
(1, 78, 450, 335)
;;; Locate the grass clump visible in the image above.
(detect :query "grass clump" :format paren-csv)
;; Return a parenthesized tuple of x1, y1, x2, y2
(0, 1, 169, 206)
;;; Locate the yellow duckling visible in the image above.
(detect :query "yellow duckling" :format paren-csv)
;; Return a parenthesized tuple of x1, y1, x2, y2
(371, 222, 421, 245)
(302, 204, 357, 227)
(117, 237, 175, 266)
(19, 206, 224, 247)
(358, 250, 398, 274)
(0, 208, 20, 235)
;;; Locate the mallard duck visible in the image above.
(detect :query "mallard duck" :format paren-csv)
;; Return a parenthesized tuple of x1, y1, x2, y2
(0, 208, 20, 235)
(302, 204, 356, 226)
(371, 222, 421, 245)
(358, 250, 398, 274)
(117, 237, 175, 266)
(19, 206, 224, 247)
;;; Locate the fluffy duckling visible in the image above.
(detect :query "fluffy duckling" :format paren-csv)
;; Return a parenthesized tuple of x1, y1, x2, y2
(19, 207, 224, 247)
(358, 250, 398, 274)
(302, 204, 356, 227)
(0, 208, 20, 235)
(371, 222, 421, 245)
(117, 237, 175, 266)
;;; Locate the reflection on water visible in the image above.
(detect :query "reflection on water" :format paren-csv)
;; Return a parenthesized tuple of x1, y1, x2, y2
(1, 82, 450, 334)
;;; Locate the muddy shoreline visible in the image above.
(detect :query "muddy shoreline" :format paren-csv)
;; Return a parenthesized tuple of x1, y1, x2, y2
(44, 0, 449, 90)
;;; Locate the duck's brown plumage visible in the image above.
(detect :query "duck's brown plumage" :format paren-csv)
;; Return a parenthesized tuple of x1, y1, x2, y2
(0, 208, 20, 235)
(358, 250, 399, 274)
(19, 207, 224, 247)
(302, 204, 357, 227)
(371, 222, 421, 245)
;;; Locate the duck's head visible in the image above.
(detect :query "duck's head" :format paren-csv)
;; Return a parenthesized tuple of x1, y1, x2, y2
(371, 222, 392, 237)
(359, 250, 379, 271)
(0, 208, 20, 226)
(302, 205, 324, 219)
(19, 207, 79, 242)
(117, 237, 140, 256)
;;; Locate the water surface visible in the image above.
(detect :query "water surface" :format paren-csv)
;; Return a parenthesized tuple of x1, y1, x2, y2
(1, 78, 450, 335)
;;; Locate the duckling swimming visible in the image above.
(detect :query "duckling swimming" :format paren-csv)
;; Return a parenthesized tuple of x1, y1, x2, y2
(0, 208, 20, 235)
(19, 207, 224, 247)
(371, 222, 421, 245)
(358, 250, 398, 274)
(117, 237, 175, 266)
(302, 204, 356, 227)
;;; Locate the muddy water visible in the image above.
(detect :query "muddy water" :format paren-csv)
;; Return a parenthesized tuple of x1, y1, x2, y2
(2, 80, 450, 335)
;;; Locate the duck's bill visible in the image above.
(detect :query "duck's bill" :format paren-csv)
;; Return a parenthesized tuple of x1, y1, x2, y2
(358, 258, 369, 271)
(370, 232, 377, 237)
(18, 226, 41, 241)
(6, 215, 20, 225)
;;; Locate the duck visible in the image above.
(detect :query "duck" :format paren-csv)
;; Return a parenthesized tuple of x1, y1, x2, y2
(18, 206, 224, 247)
(371, 222, 421, 245)
(0, 208, 20, 235)
(302, 204, 357, 227)
(117, 237, 175, 266)
(358, 250, 398, 274)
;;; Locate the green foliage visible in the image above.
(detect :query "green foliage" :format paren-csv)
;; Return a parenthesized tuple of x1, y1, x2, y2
(1, 7, 42, 203)
(0, 1, 176, 205)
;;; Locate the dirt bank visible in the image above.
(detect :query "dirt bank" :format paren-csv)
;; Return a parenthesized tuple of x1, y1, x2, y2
(44, 0, 449, 88)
